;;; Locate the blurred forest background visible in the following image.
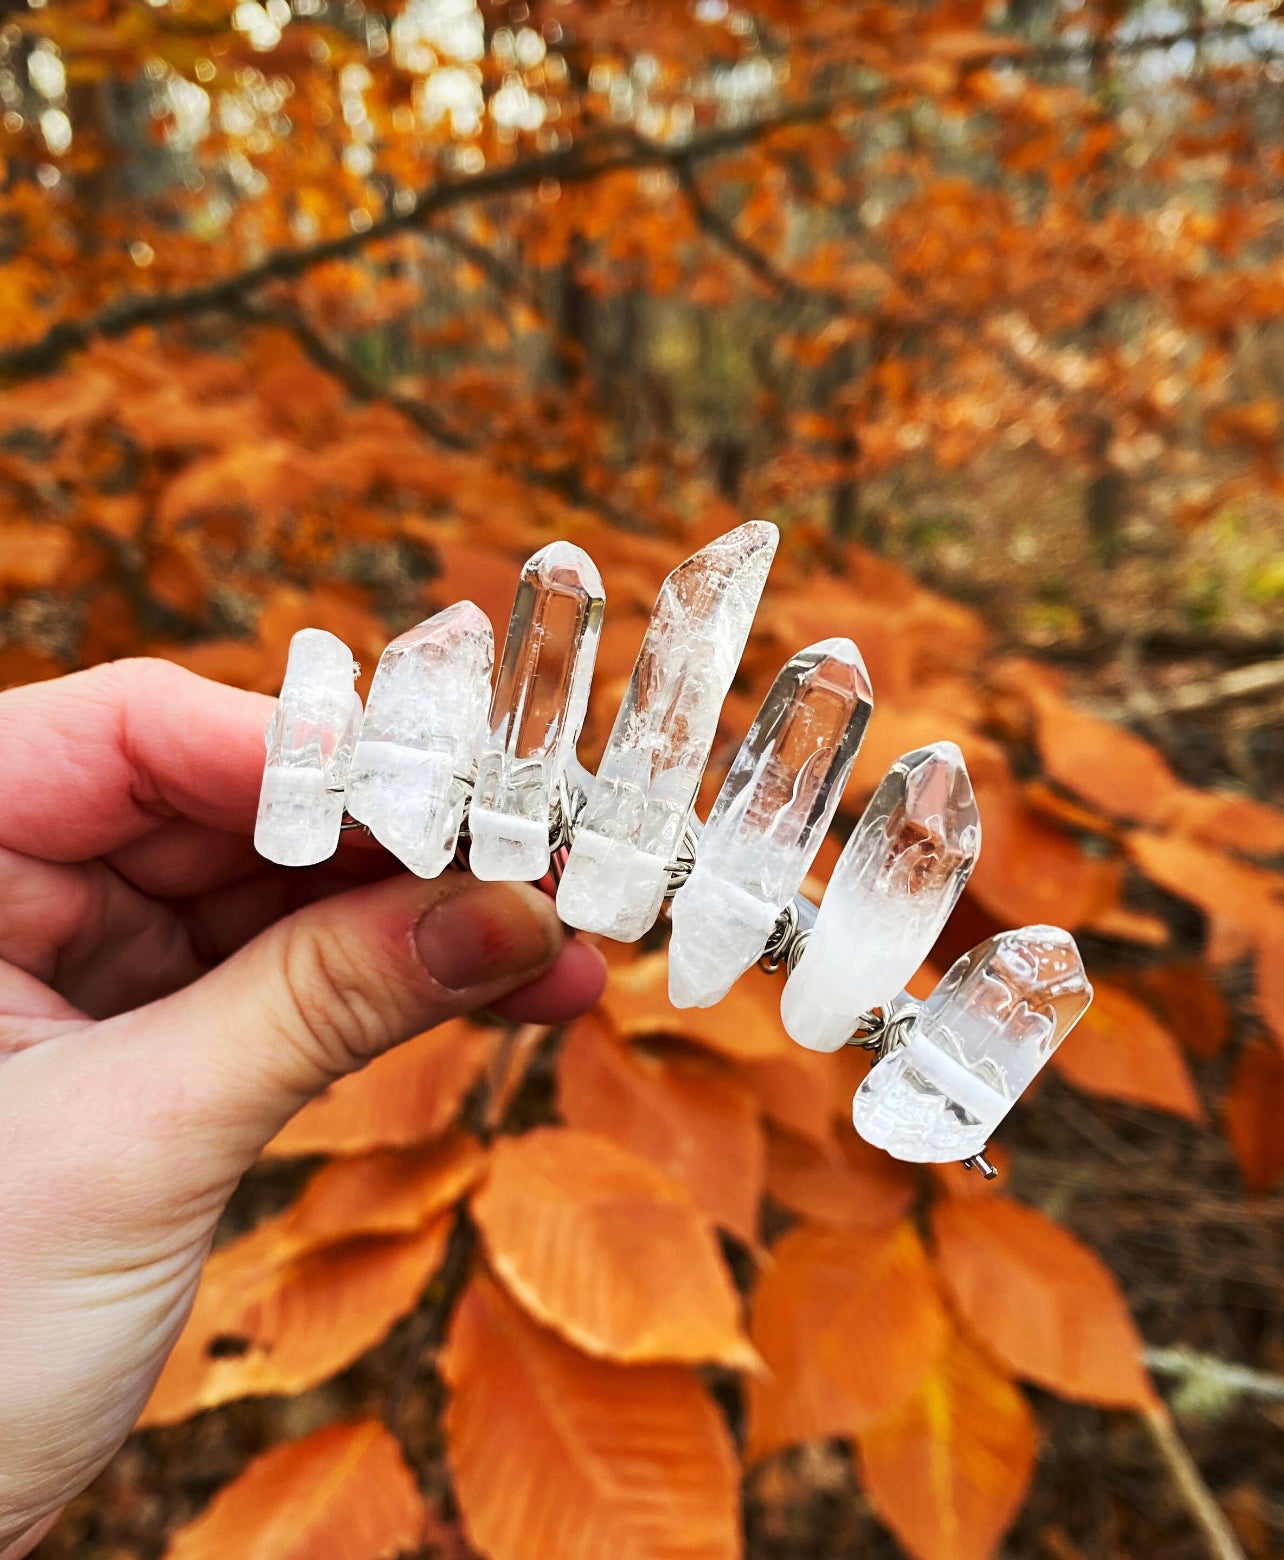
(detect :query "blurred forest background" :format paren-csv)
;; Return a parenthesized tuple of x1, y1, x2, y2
(1, 1, 1283, 1558)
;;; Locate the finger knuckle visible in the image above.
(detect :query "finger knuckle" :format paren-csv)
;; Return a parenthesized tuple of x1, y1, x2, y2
(277, 918, 398, 1078)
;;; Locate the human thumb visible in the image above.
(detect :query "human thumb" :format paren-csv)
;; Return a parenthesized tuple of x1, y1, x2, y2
(108, 872, 565, 1178)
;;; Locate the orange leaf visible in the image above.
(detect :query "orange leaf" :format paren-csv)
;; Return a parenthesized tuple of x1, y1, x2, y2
(1157, 786, 1284, 861)
(0, 522, 74, 593)
(1133, 962, 1230, 1061)
(1032, 692, 1178, 827)
(283, 1134, 486, 1249)
(257, 588, 390, 693)
(444, 1273, 741, 1560)
(1051, 978, 1203, 1120)
(599, 952, 794, 1062)
(739, 1049, 851, 1148)
(1022, 778, 1121, 843)
(926, 29, 1032, 64)
(970, 766, 1122, 931)
(264, 1020, 498, 1157)
(144, 1221, 451, 1427)
(1127, 831, 1284, 964)
(932, 1197, 1155, 1408)
(1083, 902, 1171, 948)
(141, 1145, 470, 1425)
(558, 1015, 764, 1247)
(470, 1127, 757, 1368)
(763, 1124, 916, 1232)
(146, 543, 213, 618)
(1224, 1042, 1284, 1193)
(857, 1331, 1037, 1560)
(157, 440, 314, 533)
(0, 647, 65, 689)
(158, 639, 270, 691)
(1258, 920, 1284, 1051)
(746, 1222, 948, 1461)
(429, 539, 523, 650)
(164, 1419, 426, 1560)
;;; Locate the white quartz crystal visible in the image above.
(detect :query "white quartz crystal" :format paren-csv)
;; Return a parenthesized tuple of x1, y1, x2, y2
(780, 741, 980, 1052)
(556, 521, 778, 941)
(468, 541, 604, 882)
(346, 602, 493, 878)
(255, 628, 361, 868)
(852, 925, 1093, 1161)
(667, 638, 873, 1008)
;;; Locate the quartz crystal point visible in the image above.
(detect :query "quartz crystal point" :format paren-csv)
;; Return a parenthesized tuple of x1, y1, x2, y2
(255, 628, 362, 868)
(469, 542, 605, 882)
(853, 925, 1093, 1161)
(667, 637, 874, 1008)
(780, 742, 980, 1052)
(556, 521, 779, 941)
(346, 602, 493, 878)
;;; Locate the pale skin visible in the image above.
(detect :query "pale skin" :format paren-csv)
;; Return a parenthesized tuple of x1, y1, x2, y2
(0, 659, 607, 1557)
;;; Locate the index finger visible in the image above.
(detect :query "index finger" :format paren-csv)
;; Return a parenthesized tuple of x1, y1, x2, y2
(0, 658, 276, 861)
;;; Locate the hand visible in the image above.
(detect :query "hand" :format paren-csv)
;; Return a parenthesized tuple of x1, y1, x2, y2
(0, 659, 606, 1557)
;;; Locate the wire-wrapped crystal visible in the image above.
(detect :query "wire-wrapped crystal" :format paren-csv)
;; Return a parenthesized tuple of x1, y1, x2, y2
(468, 542, 605, 882)
(346, 602, 494, 878)
(667, 637, 873, 1008)
(556, 521, 778, 941)
(852, 925, 1093, 1161)
(780, 741, 980, 1052)
(254, 628, 361, 868)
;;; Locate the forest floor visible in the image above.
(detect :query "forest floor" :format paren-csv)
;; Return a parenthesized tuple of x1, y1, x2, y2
(31, 509, 1284, 1560)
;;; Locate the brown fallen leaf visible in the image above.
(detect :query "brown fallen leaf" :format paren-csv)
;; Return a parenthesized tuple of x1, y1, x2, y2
(932, 1196, 1156, 1409)
(746, 1221, 948, 1461)
(263, 1019, 498, 1158)
(444, 1272, 741, 1560)
(558, 1014, 765, 1247)
(1224, 1042, 1284, 1194)
(763, 1123, 917, 1232)
(471, 1127, 758, 1369)
(1052, 978, 1204, 1121)
(164, 1419, 425, 1560)
(857, 1330, 1037, 1560)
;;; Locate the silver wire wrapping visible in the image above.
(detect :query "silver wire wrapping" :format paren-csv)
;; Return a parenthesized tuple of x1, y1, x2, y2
(338, 765, 998, 1177)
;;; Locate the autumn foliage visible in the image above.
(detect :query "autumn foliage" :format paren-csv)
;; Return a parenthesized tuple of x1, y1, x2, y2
(2, 1, 1283, 1557)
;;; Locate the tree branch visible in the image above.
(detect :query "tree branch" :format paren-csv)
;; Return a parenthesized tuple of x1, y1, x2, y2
(1146, 1346, 1284, 1407)
(0, 99, 842, 382)
(1029, 18, 1283, 65)
(432, 225, 546, 314)
(1142, 1403, 1250, 1560)
(674, 159, 816, 306)
(237, 297, 647, 532)
(236, 298, 471, 451)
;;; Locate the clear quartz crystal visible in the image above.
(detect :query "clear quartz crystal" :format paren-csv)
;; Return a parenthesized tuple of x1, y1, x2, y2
(556, 521, 779, 941)
(468, 542, 605, 882)
(346, 602, 494, 878)
(668, 638, 874, 1008)
(853, 925, 1093, 1161)
(780, 741, 980, 1052)
(255, 628, 361, 868)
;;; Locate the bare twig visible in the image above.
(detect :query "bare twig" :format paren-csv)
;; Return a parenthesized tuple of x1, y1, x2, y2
(1146, 1347, 1284, 1407)
(484, 1024, 551, 1132)
(1125, 659, 1284, 719)
(1141, 1403, 1249, 1560)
